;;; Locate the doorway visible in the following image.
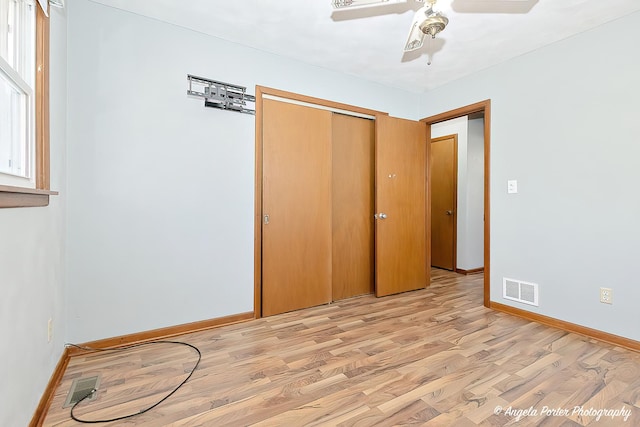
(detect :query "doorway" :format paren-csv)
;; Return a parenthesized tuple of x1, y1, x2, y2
(422, 100, 491, 307)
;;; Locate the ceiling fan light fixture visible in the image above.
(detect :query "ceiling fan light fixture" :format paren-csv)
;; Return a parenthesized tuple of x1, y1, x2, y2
(419, 12, 448, 38)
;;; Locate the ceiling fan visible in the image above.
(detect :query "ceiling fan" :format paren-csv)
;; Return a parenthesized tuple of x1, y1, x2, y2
(332, 0, 449, 54)
(332, 0, 538, 59)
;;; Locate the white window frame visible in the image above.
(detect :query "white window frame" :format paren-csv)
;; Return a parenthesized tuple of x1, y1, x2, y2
(0, 0, 36, 189)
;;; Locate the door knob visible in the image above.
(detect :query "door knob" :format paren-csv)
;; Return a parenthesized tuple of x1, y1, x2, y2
(374, 212, 388, 220)
(446, 210, 453, 216)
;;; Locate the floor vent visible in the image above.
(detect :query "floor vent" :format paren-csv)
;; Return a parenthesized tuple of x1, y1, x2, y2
(63, 375, 100, 408)
(503, 278, 539, 306)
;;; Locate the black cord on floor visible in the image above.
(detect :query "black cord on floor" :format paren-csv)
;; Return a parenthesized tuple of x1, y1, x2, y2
(65, 340, 202, 424)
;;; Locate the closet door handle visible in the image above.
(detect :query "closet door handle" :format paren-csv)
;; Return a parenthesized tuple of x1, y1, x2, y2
(374, 212, 388, 220)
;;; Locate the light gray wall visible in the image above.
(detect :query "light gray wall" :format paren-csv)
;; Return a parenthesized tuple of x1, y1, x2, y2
(0, 7, 67, 426)
(65, 0, 421, 343)
(465, 118, 484, 269)
(420, 11, 640, 340)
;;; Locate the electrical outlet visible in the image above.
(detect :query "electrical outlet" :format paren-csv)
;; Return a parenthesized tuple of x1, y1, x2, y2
(600, 288, 613, 304)
(48, 318, 53, 342)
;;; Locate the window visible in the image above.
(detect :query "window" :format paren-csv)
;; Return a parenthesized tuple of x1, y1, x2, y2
(0, 0, 52, 208)
(0, 0, 35, 187)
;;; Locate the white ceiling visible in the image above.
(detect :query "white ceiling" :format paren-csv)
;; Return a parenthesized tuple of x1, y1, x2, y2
(88, 0, 640, 93)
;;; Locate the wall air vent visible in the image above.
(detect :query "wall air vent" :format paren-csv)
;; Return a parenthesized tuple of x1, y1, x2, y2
(503, 277, 539, 306)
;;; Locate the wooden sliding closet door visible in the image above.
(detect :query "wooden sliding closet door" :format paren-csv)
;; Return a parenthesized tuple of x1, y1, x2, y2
(332, 114, 375, 300)
(262, 99, 333, 316)
(375, 115, 428, 297)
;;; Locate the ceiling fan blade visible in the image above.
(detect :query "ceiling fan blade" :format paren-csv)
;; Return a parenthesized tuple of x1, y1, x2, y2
(451, 0, 538, 14)
(332, 0, 408, 10)
(404, 23, 425, 52)
(403, 5, 430, 52)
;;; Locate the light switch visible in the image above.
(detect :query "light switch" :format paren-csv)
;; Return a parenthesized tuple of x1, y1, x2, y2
(507, 180, 518, 194)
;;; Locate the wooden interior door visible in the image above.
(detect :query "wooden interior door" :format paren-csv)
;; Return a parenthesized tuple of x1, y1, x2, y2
(430, 135, 457, 270)
(375, 115, 428, 297)
(332, 113, 375, 300)
(262, 99, 333, 316)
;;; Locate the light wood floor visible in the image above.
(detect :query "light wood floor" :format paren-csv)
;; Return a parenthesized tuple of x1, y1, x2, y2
(43, 270, 640, 426)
